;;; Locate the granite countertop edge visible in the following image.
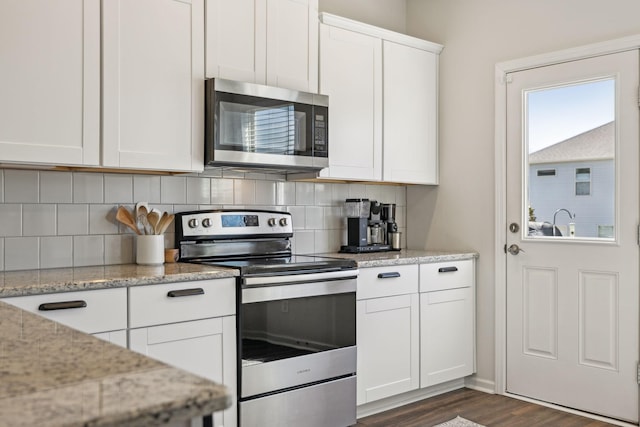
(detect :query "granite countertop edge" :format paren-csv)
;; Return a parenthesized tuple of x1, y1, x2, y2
(320, 249, 478, 268)
(0, 263, 238, 298)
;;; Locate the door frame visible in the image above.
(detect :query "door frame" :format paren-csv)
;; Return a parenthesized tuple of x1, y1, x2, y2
(494, 34, 640, 418)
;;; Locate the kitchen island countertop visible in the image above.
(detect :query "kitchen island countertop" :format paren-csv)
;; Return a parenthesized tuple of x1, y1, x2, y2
(0, 299, 231, 427)
(320, 249, 478, 267)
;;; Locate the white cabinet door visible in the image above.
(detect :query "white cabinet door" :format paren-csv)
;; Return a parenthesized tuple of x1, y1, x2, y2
(383, 41, 438, 184)
(103, 0, 204, 172)
(130, 316, 237, 427)
(266, 0, 318, 92)
(0, 0, 100, 166)
(420, 287, 474, 387)
(357, 293, 419, 405)
(318, 24, 382, 181)
(205, 0, 267, 83)
(206, 0, 317, 92)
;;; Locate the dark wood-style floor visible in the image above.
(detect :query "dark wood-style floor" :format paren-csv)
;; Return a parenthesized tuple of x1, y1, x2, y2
(356, 388, 617, 427)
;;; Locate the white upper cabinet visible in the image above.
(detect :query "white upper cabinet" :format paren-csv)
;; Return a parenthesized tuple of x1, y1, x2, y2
(318, 14, 442, 185)
(0, 0, 100, 166)
(383, 41, 438, 184)
(206, 0, 318, 93)
(0, 0, 203, 172)
(318, 24, 382, 181)
(103, 0, 204, 172)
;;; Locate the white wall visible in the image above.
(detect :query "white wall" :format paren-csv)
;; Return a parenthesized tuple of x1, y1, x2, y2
(319, 0, 406, 33)
(405, 0, 640, 390)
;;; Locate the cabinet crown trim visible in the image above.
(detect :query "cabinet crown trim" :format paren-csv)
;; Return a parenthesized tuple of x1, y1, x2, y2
(319, 13, 443, 54)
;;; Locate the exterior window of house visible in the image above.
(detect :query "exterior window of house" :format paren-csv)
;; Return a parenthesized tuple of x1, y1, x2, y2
(575, 167, 591, 196)
(537, 169, 556, 176)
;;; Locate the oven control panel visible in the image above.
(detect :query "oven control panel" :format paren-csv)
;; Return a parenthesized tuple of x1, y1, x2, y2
(178, 210, 293, 237)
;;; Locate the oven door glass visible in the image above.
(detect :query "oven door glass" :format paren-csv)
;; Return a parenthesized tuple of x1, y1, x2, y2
(241, 292, 356, 366)
(216, 92, 314, 156)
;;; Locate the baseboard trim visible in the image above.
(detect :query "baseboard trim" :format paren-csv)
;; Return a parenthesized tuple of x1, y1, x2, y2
(464, 376, 496, 394)
(356, 379, 465, 419)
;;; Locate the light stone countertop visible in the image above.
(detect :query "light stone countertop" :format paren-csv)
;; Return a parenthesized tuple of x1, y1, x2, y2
(320, 249, 478, 268)
(0, 300, 231, 427)
(0, 263, 238, 297)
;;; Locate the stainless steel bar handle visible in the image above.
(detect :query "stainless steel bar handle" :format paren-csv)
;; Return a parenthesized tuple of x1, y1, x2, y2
(38, 300, 87, 311)
(438, 266, 459, 273)
(377, 272, 401, 279)
(167, 288, 205, 298)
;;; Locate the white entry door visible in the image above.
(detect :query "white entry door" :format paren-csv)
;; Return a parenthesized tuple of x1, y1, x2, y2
(506, 49, 639, 423)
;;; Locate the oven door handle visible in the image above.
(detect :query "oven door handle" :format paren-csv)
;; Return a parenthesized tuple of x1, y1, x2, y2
(243, 269, 358, 287)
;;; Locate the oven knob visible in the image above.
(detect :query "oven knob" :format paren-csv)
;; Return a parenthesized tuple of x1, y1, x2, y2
(267, 217, 276, 227)
(279, 217, 288, 227)
(202, 218, 212, 228)
(188, 218, 199, 228)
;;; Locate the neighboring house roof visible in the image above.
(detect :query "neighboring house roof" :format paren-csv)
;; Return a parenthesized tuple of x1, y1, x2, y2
(529, 121, 614, 164)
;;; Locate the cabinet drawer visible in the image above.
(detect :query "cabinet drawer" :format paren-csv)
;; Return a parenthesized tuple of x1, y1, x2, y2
(129, 278, 235, 328)
(420, 259, 473, 292)
(357, 264, 418, 300)
(2, 288, 127, 334)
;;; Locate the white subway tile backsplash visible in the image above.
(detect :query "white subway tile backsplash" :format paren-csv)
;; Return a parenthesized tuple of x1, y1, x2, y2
(74, 173, 103, 203)
(292, 230, 314, 254)
(314, 183, 332, 206)
(40, 171, 72, 203)
(276, 181, 296, 206)
(133, 175, 161, 203)
(89, 205, 119, 235)
(305, 206, 324, 229)
(211, 178, 234, 205)
(161, 176, 187, 204)
(57, 204, 89, 236)
(105, 234, 134, 265)
(187, 177, 211, 205)
(40, 236, 73, 269)
(23, 204, 56, 236)
(5, 170, 39, 203)
(73, 235, 104, 266)
(234, 179, 256, 205)
(255, 180, 276, 206)
(295, 182, 315, 206)
(5, 237, 39, 270)
(286, 206, 306, 230)
(0, 204, 22, 237)
(104, 174, 133, 203)
(0, 168, 409, 270)
(332, 184, 349, 206)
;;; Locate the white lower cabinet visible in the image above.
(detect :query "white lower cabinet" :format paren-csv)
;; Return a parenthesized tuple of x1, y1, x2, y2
(129, 279, 237, 427)
(1, 288, 127, 345)
(419, 260, 475, 388)
(356, 265, 420, 405)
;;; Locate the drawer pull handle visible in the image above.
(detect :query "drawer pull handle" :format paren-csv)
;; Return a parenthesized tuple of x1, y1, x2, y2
(377, 272, 401, 279)
(438, 266, 459, 273)
(38, 300, 87, 311)
(167, 288, 205, 298)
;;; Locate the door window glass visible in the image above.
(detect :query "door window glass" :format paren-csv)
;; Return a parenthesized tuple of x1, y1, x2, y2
(525, 78, 615, 240)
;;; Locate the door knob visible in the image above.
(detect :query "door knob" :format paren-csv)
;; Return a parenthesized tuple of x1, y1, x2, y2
(507, 244, 524, 255)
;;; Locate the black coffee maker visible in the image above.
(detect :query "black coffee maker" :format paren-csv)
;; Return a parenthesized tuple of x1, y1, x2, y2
(341, 199, 392, 253)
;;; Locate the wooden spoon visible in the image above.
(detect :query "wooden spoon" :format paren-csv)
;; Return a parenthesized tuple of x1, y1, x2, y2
(147, 211, 161, 235)
(156, 213, 175, 235)
(116, 206, 141, 235)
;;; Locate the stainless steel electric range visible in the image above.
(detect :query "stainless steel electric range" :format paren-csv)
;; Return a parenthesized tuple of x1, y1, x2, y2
(176, 209, 358, 427)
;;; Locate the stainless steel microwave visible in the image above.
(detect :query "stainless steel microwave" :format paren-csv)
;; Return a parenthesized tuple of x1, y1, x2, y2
(205, 78, 329, 172)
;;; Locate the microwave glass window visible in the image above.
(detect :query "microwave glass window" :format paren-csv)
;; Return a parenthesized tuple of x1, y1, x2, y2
(219, 101, 310, 155)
